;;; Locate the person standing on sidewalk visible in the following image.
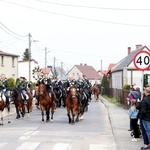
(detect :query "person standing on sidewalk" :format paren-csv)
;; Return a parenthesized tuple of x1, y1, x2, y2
(137, 91, 150, 150)
(128, 99, 140, 141)
(141, 87, 150, 149)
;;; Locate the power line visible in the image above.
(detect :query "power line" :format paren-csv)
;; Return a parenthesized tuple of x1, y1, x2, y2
(36, 0, 150, 11)
(0, 25, 27, 41)
(0, 22, 27, 37)
(1, 0, 150, 27)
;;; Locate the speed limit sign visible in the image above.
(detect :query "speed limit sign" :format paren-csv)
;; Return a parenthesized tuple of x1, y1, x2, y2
(133, 51, 150, 70)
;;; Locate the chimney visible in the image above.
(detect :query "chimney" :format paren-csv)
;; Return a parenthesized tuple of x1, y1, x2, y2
(128, 47, 131, 55)
(136, 44, 142, 49)
(80, 63, 82, 65)
(84, 63, 87, 66)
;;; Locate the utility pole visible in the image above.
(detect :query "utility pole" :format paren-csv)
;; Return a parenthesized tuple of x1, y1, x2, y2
(61, 62, 63, 79)
(45, 47, 47, 75)
(54, 57, 56, 79)
(28, 33, 31, 82)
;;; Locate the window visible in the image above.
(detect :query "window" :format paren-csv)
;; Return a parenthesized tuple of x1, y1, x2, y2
(72, 73, 75, 76)
(12, 57, 15, 67)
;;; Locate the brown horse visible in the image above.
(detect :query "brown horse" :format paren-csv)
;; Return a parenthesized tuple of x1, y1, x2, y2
(10, 88, 25, 119)
(38, 82, 56, 123)
(92, 86, 100, 101)
(0, 91, 11, 125)
(65, 86, 81, 124)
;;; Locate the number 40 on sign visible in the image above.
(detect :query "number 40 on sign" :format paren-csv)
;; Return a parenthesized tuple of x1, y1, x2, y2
(133, 51, 150, 71)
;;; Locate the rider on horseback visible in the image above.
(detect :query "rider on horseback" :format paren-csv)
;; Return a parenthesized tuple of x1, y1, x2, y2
(0, 74, 10, 107)
(41, 74, 54, 100)
(16, 77, 28, 105)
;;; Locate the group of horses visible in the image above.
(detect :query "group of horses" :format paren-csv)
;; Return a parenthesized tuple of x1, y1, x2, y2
(0, 82, 100, 125)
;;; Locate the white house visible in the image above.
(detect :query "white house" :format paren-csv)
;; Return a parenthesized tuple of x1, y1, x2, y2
(110, 45, 150, 90)
(18, 59, 39, 82)
(0, 51, 19, 79)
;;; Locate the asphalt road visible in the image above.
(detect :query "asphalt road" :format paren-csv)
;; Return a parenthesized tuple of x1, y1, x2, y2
(0, 98, 117, 150)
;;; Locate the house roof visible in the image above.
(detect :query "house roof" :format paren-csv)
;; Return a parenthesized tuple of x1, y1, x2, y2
(106, 63, 116, 74)
(41, 68, 51, 74)
(75, 64, 101, 79)
(18, 59, 38, 64)
(0, 50, 19, 57)
(111, 45, 150, 73)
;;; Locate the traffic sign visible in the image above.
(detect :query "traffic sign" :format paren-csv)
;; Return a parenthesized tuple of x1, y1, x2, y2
(133, 51, 150, 71)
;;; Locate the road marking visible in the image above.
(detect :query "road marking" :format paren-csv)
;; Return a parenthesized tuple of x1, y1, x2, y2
(16, 142, 40, 150)
(19, 136, 30, 140)
(89, 144, 107, 150)
(25, 131, 34, 135)
(52, 143, 71, 150)
(32, 131, 39, 135)
(0, 142, 7, 148)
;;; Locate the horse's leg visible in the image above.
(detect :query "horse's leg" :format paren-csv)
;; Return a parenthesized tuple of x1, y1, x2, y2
(15, 107, 20, 119)
(6, 105, 11, 123)
(50, 103, 55, 122)
(67, 108, 71, 124)
(71, 109, 75, 124)
(75, 107, 80, 122)
(0, 110, 3, 125)
(40, 106, 45, 123)
(46, 107, 50, 122)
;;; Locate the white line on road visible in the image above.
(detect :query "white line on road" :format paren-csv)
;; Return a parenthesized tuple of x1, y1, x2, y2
(16, 142, 40, 150)
(52, 143, 71, 150)
(19, 136, 30, 140)
(89, 144, 107, 150)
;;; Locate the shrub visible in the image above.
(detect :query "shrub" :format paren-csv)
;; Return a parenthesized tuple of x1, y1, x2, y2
(123, 84, 130, 90)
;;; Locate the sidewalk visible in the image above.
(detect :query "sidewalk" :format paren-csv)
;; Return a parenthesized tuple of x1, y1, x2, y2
(100, 95, 143, 150)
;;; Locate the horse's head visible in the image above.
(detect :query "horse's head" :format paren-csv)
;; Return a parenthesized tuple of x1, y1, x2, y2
(39, 83, 46, 96)
(10, 88, 20, 101)
(69, 87, 77, 99)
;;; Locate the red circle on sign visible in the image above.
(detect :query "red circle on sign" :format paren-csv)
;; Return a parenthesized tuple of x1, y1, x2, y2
(133, 51, 150, 71)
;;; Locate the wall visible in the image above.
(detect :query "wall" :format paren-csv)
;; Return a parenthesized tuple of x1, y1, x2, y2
(0, 55, 18, 79)
(18, 61, 38, 82)
(112, 71, 122, 89)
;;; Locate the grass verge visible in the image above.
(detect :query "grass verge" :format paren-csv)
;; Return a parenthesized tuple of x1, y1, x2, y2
(103, 95, 121, 106)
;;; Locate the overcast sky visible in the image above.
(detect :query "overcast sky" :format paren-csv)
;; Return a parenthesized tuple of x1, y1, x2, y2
(0, 0, 150, 71)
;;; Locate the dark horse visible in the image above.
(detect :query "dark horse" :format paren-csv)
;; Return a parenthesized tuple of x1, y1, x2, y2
(0, 91, 11, 125)
(38, 82, 56, 123)
(25, 88, 33, 117)
(10, 88, 25, 119)
(65, 86, 81, 124)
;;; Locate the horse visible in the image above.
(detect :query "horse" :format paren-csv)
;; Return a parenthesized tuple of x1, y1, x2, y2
(10, 88, 25, 119)
(65, 86, 81, 124)
(92, 86, 100, 101)
(53, 84, 63, 108)
(0, 91, 11, 125)
(34, 85, 40, 109)
(38, 82, 56, 123)
(25, 88, 33, 118)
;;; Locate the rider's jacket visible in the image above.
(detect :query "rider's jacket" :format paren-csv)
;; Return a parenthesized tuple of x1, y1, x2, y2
(16, 80, 27, 91)
(0, 78, 9, 91)
(76, 79, 84, 89)
(41, 77, 52, 90)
